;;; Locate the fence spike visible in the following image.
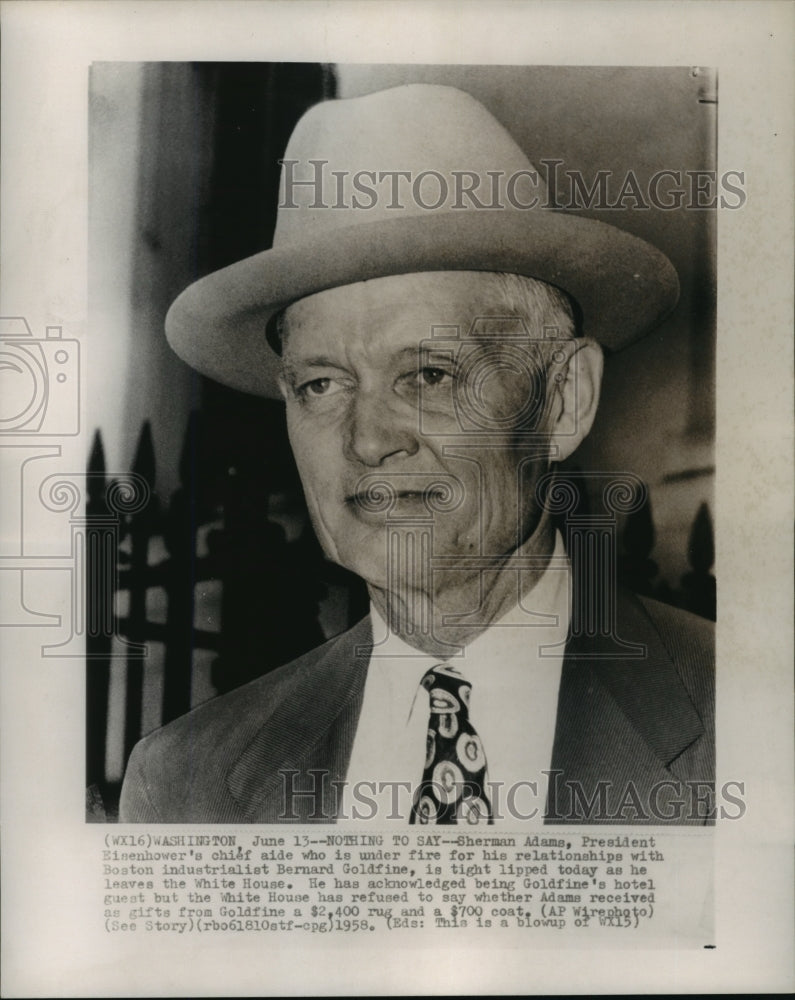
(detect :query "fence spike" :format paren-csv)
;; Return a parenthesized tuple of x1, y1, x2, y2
(688, 502, 714, 574)
(132, 420, 156, 488)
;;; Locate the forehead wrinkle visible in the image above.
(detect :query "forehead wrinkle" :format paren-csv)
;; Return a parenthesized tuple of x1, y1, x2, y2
(287, 303, 436, 371)
(280, 354, 349, 386)
(281, 271, 566, 372)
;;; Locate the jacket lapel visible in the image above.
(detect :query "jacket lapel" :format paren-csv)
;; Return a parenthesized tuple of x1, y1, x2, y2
(547, 588, 706, 823)
(224, 588, 707, 823)
(226, 617, 373, 821)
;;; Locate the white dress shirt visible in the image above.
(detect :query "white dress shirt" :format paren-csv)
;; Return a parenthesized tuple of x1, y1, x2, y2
(340, 532, 571, 824)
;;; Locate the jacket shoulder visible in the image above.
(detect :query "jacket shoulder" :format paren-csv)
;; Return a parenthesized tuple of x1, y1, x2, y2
(635, 595, 714, 714)
(118, 625, 359, 822)
(636, 595, 714, 662)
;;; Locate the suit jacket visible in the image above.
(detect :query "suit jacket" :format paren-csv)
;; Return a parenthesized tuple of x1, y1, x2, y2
(119, 589, 714, 825)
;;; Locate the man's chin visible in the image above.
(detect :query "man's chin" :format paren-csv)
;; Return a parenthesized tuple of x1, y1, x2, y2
(330, 535, 390, 591)
(335, 557, 389, 595)
(331, 522, 470, 591)
(334, 547, 450, 601)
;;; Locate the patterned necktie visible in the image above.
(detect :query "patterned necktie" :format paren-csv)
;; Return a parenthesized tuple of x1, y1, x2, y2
(410, 663, 493, 825)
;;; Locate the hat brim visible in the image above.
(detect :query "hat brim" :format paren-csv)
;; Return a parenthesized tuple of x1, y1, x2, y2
(165, 210, 679, 398)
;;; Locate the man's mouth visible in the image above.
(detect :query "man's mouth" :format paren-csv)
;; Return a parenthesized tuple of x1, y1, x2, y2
(345, 487, 447, 513)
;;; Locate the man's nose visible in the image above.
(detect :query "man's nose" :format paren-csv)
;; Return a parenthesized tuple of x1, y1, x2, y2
(343, 390, 419, 467)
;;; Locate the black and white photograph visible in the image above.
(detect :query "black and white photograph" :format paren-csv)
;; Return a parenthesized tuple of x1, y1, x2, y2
(1, 1, 792, 996)
(89, 63, 719, 828)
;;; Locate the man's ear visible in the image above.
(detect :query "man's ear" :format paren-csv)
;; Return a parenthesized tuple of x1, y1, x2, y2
(546, 337, 603, 461)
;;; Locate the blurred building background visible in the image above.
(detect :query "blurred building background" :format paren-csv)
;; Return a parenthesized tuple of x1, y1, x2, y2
(87, 63, 715, 816)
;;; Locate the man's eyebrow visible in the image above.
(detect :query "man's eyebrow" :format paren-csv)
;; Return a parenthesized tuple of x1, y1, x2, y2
(393, 345, 426, 361)
(281, 355, 347, 376)
(286, 345, 427, 368)
(282, 343, 458, 381)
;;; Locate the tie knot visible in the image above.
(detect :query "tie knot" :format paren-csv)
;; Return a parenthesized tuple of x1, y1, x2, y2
(420, 664, 471, 716)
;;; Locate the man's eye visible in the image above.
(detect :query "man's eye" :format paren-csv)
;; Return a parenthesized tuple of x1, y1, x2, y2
(299, 377, 340, 397)
(419, 367, 451, 387)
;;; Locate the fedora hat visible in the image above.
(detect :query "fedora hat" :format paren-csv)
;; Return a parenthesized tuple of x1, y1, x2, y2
(165, 84, 679, 398)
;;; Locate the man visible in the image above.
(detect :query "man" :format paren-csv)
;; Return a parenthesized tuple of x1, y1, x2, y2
(119, 84, 714, 825)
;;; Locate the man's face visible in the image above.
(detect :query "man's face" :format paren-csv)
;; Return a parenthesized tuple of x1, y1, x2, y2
(279, 271, 562, 593)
